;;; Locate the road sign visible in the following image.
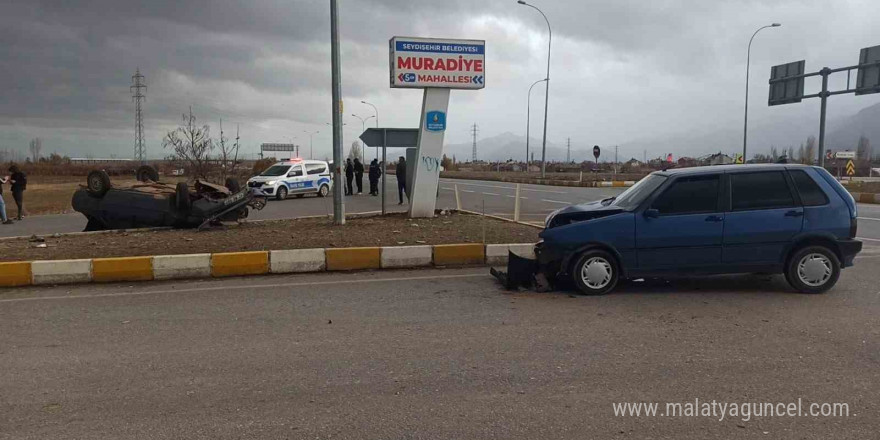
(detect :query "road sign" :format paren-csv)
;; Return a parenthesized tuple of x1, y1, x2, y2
(389, 37, 486, 90)
(593, 145, 600, 160)
(734, 153, 744, 164)
(261, 143, 297, 152)
(768, 60, 805, 106)
(836, 151, 856, 159)
(856, 45, 880, 96)
(826, 150, 834, 160)
(846, 160, 856, 176)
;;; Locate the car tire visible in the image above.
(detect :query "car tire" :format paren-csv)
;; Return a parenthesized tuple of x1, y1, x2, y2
(318, 184, 330, 197)
(276, 186, 288, 201)
(571, 249, 619, 295)
(225, 177, 241, 193)
(86, 170, 112, 197)
(785, 246, 840, 294)
(175, 182, 192, 213)
(136, 165, 160, 183)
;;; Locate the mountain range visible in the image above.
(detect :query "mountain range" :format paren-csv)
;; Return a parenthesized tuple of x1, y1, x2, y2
(444, 102, 880, 162)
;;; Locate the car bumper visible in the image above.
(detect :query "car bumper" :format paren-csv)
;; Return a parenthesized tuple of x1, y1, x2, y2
(838, 239, 862, 267)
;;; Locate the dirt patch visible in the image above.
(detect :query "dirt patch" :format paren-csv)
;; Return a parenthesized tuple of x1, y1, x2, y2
(843, 181, 880, 194)
(0, 212, 540, 262)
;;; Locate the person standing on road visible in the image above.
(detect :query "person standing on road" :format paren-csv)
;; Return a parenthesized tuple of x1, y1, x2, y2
(368, 158, 381, 196)
(396, 156, 408, 205)
(0, 175, 13, 224)
(353, 158, 364, 195)
(344, 158, 354, 196)
(8, 165, 26, 221)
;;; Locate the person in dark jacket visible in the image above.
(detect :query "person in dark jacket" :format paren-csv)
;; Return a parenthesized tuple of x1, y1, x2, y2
(396, 157, 408, 205)
(8, 165, 26, 221)
(368, 158, 381, 196)
(344, 159, 354, 196)
(353, 158, 364, 194)
(0, 175, 12, 224)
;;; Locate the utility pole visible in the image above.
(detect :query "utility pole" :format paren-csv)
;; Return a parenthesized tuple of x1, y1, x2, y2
(130, 68, 147, 163)
(330, 0, 344, 225)
(614, 145, 619, 175)
(566, 137, 571, 163)
(471, 123, 479, 162)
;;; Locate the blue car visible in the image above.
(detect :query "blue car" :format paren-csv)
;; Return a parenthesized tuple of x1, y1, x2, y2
(536, 164, 862, 295)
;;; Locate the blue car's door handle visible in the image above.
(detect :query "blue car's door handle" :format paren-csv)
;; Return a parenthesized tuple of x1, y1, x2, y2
(705, 215, 723, 222)
(785, 210, 804, 217)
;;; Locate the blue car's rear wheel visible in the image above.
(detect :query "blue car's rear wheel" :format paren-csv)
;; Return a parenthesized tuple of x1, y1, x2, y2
(572, 249, 618, 295)
(785, 246, 840, 294)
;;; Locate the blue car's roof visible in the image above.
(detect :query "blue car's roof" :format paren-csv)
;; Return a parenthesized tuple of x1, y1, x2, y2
(655, 163, 816, 177)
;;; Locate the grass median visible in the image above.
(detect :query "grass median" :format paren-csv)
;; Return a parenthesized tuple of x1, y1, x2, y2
(0, 212, 540, 262)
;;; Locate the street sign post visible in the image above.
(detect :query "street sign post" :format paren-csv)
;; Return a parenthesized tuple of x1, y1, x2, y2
(835, 151, 856, 159)
(592, 145, 600, 167)
(390, 37, 486, 217)
(768, 45, 880, 166)
(846, 160, 856, 177)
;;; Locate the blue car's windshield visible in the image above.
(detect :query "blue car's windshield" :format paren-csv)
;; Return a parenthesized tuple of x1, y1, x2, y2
(612, 174, 666, 210)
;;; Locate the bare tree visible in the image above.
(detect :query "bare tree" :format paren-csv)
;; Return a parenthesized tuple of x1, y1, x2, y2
(787, 146, 795, 162)
(797, 143, 805, 164)
(770, 145, 779, 161)
(215, 119, 241, 182)
(347, 141, 362, 162)
(28, 138, 42, 162)
(163, 107, 213, 179)
(804, 136, 817, 165)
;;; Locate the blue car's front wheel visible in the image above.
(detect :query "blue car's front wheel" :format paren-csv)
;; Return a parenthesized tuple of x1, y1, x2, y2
(572, 250, 619, 295)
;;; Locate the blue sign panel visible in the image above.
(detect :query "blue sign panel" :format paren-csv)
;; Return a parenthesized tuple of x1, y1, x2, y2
(425, 111, 446, 132)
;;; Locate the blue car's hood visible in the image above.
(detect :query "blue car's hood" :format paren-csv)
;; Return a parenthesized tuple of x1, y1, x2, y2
(545, 200, 624, 228)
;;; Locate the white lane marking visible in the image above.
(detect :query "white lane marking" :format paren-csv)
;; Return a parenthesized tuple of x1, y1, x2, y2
(857, 237, 880, 242)
(504, 195, 528, 199)
(541, 199, 572, 204)
(482, 192, 500, 196)
(857, 217, 880, 221)
(462, 190, 475, 193)
(0, 273, 488, 304)
(439, 180, 568, 194)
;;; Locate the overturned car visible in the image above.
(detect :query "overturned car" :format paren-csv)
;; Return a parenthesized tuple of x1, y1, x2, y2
(72, 166, 266, 231)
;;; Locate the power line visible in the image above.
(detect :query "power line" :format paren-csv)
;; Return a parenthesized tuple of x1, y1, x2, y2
(131, 68, 147, 163)
(471, 123, 479, 162)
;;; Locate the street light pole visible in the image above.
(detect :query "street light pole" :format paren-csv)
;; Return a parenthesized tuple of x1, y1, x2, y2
(742, 23, 781, 163)
(303, 130, 319, 160)
(351, 114, 374, 160)
(518, 0, 552, 177)
(361, 101, 379, 160)
(525, 78, 547, 172)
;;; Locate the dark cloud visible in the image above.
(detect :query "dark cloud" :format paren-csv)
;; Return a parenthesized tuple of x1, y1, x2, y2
(1, 0, 879, 159)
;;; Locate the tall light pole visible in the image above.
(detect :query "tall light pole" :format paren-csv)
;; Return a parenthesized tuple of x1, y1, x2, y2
(304, 130, 319, 159)
(518, 0, 551, 177)
(742, 23, 781, 163)
(525, 78, 547, 172)
(361, 100, 380, 160)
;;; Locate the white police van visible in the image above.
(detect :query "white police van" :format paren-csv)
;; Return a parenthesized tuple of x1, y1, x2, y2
(247, 159, 332, 200)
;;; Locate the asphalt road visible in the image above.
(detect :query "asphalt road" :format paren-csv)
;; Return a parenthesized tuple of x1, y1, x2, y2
(0, 178, 622, 238)
(4, 178, 880, 243)
(2, 254, 880, 439)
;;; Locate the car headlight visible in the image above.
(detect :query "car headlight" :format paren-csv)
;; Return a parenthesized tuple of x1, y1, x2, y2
(265, 180, 277, 186)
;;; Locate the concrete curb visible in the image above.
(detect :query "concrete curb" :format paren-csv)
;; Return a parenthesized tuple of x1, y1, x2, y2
(0, 243, 538, 288)
(849, 192, 880, 204)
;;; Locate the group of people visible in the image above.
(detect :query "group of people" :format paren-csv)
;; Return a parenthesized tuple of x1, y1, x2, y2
(0, 164, 26, 224)
(343, 157, 410, 204)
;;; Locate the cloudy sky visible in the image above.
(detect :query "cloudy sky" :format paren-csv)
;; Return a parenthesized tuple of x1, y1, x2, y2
(1, 0, 879, 161)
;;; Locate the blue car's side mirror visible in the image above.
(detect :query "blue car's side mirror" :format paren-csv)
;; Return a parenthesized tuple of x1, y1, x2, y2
(644, 208, 660, 219)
